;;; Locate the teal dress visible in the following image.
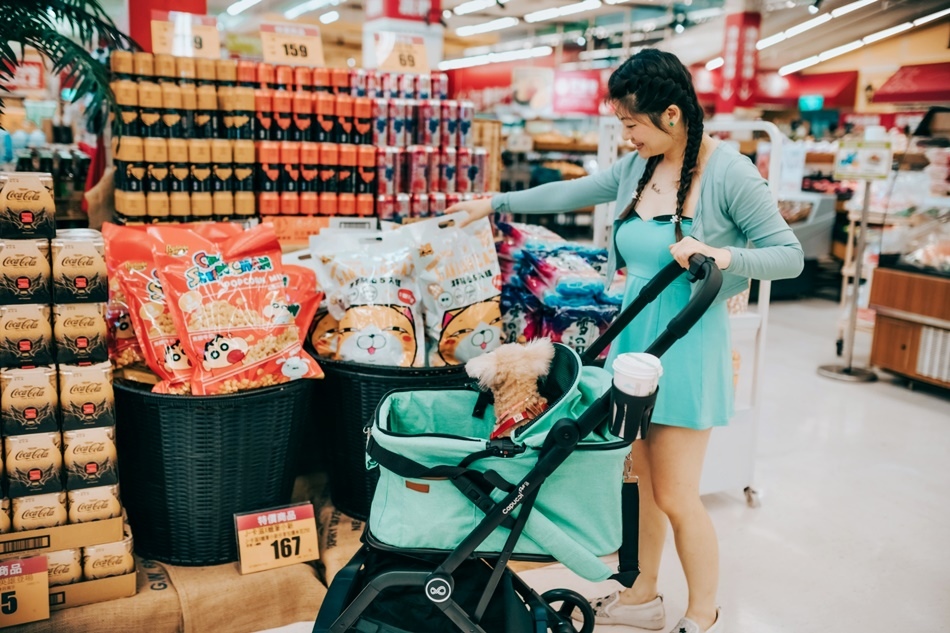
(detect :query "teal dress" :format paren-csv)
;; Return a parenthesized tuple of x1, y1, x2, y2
(605, 215, 734, 429)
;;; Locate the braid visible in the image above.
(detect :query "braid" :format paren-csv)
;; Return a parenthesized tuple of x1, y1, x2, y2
(673, 100, 704, 241)
(619, 155, 661, 220)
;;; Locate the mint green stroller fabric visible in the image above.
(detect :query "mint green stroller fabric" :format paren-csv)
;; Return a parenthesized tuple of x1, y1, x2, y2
(367, 344, 629, 582)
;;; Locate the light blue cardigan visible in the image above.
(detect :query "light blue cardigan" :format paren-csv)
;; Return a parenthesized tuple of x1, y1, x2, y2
(492, 142, 805, 301)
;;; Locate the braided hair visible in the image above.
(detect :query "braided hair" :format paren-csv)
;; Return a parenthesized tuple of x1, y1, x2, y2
(608, 49, 704, 241)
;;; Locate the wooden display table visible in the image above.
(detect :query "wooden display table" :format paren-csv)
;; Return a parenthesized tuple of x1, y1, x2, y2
(869, 267, 950, 389)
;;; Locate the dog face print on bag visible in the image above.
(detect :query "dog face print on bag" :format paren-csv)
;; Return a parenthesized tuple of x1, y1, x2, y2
(437, 297, 503, 365)
(336, 305, 417, 367)
(202, 334, 249, 371)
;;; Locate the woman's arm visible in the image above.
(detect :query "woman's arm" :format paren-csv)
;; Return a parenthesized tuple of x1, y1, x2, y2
(720, 155, 804, 280)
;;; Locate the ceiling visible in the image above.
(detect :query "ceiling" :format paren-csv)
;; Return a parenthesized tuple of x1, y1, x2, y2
(99, 0, 950, 70)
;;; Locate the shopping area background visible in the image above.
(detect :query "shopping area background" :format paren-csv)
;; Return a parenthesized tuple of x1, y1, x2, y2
(0, 0, 948, 631)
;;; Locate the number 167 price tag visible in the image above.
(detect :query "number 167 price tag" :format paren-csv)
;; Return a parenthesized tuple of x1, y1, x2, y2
(235, 503, 320, 575)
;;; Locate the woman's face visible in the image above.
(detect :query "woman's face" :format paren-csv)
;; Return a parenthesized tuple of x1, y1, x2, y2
(618, 112, 675, 158)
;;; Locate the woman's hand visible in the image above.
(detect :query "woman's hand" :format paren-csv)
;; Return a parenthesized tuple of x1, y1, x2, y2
(447, 197, 494, 227)
(669, 236, 732, 270)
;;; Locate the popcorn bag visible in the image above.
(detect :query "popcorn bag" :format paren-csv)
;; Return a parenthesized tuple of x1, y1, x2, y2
(405, 214, 503, 366)
(102, 225, 146, 369)
(150, 224, 322, 395)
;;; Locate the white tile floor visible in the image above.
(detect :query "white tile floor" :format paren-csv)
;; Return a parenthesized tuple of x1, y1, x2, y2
(275, 299, 950, 633)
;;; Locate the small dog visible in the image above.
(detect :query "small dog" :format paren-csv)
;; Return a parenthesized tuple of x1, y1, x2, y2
(465, 338, 556, 440)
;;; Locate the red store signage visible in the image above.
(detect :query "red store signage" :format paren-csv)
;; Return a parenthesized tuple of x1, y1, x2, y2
(552, 70, 605, 115)
(2, 60, 45, 92)
(717, 11, 760, 113)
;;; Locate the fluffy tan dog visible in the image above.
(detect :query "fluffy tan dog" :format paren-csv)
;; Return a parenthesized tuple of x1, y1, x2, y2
(465, 338, 556, 440)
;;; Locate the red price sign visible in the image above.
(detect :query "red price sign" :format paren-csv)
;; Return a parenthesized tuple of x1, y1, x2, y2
(234, 503, 320, 575)
(0, 557, 49, 627)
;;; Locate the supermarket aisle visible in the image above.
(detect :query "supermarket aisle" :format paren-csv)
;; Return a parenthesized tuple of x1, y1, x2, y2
(281, 299, 950, 633)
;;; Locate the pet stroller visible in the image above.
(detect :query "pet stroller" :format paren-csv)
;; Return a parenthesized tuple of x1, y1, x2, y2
(314, 254, 722, 633)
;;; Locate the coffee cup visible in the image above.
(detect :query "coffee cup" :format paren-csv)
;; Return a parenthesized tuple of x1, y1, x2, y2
(612, 353, 662, 397)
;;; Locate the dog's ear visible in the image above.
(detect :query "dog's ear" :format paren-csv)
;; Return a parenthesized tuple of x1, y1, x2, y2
(465, 351, 499, 388)
(521, 338, 556, 377)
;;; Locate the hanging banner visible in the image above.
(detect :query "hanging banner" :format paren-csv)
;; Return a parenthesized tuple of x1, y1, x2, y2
(151, 11, 220, 59)
(261, 23, 326, 67)
(375, 32, 429, 73)
(717, 11, 760, 113)
(552, 70, 605, 116)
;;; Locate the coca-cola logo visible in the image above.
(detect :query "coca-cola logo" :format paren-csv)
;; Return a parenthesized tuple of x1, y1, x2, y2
(92, 555, 126, 568)
(49, 562, 75, 575)
(10, 387, 45, 398)
(63, 316, 97, 328)
(4, 318, 39, 330)
(73, 442, 106, 455)
(62, 256, 96, 267)
(77, 500, 110, 511)
(69, 382, 103, 395)
(6, 189, 42, 202)
(2, 256, 38, 267)
(22, 506, 56, 519)
(15, 448, 50, 460)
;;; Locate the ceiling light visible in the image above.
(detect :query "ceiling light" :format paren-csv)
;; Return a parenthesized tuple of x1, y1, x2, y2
(705, 56, 724, 71)
(578, 48, 622, 60)
(818, 40, 863, 61)
(320, 10, 339, 23)
(443, 9, 452, 19)
(785, 13, 831, 37)
(453, 0, 509, 16)
(674, 23, 685, 33)
(862, 22, 912, 43)
(756, 32, 787, 50)
(524, 0, 601, 23)
(914, 7, 950, 26)
(830, 0, 877, 18)
(226, 0, 261, 16)
(779, 55, 820, 76)
(807, 0, 822, 15)
(604, 0, 629, 4)
(456, 16, 519, 36)
(284, 0, 338, 19)
(438, 45, 554, 70)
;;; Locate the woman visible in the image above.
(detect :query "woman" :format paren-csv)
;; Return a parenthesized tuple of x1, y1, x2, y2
(448, 49, 804, 633)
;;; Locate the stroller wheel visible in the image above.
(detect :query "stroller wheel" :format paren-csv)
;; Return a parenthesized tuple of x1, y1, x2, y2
(541, 588, 595, 633)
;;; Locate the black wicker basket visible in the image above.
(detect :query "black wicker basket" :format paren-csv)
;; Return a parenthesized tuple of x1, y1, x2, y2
(315, 359, 470, 521)
(114, 379, 312, 566)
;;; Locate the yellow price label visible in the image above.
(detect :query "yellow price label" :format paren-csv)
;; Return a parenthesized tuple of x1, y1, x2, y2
(0, 557, 50, 627)
(151, 11, 221, 59)
(375, 33, 429, 73)
(234, 503, 320, 575)
(261, 23, 326, 67)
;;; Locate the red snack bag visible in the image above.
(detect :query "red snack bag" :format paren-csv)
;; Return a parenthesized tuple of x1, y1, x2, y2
(281, 265, 322, 335)
(149, 224, 323, 395)
(102, 225, 146, 370)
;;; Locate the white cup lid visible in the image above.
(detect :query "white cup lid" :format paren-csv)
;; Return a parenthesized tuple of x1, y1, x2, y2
(612, 352, 663, 378)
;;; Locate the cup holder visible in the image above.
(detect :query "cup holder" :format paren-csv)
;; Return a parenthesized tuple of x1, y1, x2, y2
(610, 386, 658, 442)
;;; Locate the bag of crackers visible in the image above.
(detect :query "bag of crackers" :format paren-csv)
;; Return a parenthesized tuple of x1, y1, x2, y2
(149, 224, 322, 395)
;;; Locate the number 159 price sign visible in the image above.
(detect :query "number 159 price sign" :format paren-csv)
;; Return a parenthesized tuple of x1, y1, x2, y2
(235, 503, 320, 575)
(261, 23, 326, 67)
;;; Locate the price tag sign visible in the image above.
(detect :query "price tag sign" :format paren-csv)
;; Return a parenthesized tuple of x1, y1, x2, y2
(375, 32, 429, 73)
(834, 140, 893, 181)
(261, 23, 326, 67)
(0, 557, 49, 627)
(235, 503, 319, 575)
(151, 11, 220, 59)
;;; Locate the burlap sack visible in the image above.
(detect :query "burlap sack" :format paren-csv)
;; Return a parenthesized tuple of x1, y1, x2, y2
(317, 504, 364, 585)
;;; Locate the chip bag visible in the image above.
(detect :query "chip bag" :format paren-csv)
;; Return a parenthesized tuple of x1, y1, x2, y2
(102, 224, 146, 370)
(149, 224, 322, 395)
(310, 231, 423, 367)
(404, 214, 503, 366)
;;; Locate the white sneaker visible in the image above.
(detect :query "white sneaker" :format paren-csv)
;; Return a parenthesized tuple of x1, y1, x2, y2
(572, 591, 666, 630)
(669, 607, 722, 633)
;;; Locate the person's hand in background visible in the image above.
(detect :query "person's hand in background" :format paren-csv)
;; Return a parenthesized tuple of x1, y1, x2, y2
(447, 197, 494, 227)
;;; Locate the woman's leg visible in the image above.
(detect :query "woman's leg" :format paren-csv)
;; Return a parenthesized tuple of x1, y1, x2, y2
(617, 438, 668, 605)
(647, 424, 719, 629)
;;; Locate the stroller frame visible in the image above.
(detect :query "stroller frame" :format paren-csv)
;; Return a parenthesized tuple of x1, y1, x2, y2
(315, 254, 722, 633)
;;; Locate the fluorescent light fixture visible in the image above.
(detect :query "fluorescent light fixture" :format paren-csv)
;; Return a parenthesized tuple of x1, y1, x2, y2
(284, 0, 337, 19)
(579, 48, 622, 60)
(604, 0, 628, 4)
(688, 8, 723, 21)
(320, 10, 339, 23)
(779, 55, 820, 76)
(785, 13, 832, 37)
(756, 32, 787, 50)
(914, 7, 950, 26)
(831, 0, 877, 18)
(862, 22, 912, 43)
(705, 56, 724, 71)
(456, 16, 519, 36)
(818, 39, 863, 61)
(524, 0, 601, 23)
(226, 0, 261, 16)
(438, 45, 554, 70)
(443, 9, 452, 19)
(453, 0, 509, 16)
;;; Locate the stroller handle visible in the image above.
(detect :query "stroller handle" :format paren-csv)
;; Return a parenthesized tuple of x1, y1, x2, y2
(580, 254, 723, 364)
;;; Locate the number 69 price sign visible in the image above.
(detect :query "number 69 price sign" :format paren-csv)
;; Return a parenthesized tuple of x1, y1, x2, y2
(375, 32, 429, 74)
(0, 556, 49, 627)
(235, 503, 320, 575)
(261, 23, 326, 67)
